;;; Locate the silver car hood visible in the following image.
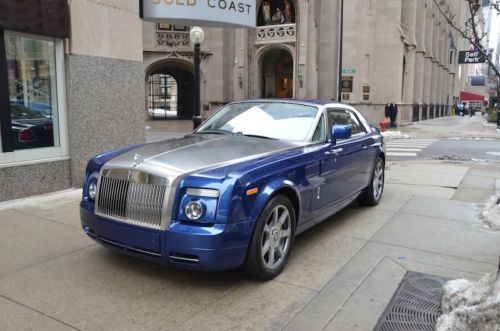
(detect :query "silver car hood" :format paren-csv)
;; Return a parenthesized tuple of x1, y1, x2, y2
(103, 134, 297, 176)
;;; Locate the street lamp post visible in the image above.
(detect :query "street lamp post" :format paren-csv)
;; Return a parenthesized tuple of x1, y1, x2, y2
(190, 27, 205, 130)
(337, 0, 344, 102)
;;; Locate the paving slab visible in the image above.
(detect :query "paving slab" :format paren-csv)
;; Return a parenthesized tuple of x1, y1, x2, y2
(384, 183, 455, 200)
(0, 209, 94, 278)
(181, 279, 315, 331)
(400, 195, 480, 223)
(372, 212, 500, 264)
(323, 258, 407, 331)
(387, 162, 470, 175)
(284, 240, 495, 331)
(453, 187, 496, 203)
(277, 232, 366, 291)
(0, 296, 76, 331)
(0, 189, 82, 228)
(386, 170, 465, 188)
(314, 207, 396, 240)
(0, 246, 244, 330)
(459, 174, 496, 190)
(371, 186, 413, 212)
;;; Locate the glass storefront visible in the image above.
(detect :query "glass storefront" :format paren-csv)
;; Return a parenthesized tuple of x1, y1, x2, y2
(0, 31, 67, 165)
(5, 33, 60, 150)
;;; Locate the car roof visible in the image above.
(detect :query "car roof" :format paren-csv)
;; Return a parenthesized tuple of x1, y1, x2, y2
(231, 98, 346, 108)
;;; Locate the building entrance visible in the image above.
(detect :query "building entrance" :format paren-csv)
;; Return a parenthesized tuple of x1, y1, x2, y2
(261, 49, 293, 98)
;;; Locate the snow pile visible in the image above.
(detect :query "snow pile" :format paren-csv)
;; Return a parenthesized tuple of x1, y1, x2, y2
(436, 273, 500, 331)
(381, 131, 411, 139)
(479, 193, 500, 231)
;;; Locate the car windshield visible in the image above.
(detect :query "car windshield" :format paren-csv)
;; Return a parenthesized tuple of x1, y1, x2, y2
(196, 102, 319, 141)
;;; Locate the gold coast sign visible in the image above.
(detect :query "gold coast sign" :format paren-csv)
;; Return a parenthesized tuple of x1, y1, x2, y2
(141, 0, 256, 28)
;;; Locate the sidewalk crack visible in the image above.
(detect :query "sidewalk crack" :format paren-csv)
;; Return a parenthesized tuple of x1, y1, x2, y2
(0, 294, 81, 330)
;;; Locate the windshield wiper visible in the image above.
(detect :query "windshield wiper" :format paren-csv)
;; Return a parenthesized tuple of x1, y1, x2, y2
(196, 129, 234, 135)
(235, 132, 278, 140)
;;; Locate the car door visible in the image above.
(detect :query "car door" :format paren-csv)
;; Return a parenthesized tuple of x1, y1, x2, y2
(298, 113, 332, 224)
(323, 108, 371, 206)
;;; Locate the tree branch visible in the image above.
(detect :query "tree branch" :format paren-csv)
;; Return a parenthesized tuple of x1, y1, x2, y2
(433, 0, 500, 81)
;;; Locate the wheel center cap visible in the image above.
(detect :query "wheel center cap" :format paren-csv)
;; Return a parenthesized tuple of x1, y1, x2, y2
(271, 228, 280, 242)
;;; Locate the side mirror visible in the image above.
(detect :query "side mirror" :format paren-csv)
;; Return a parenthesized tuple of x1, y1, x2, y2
(331, 125, 351, 145)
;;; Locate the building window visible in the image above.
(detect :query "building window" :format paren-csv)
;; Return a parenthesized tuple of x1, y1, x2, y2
(258, 0, 296, 26)
(156, 24, 189, 32)
(0, 31, 68, 165)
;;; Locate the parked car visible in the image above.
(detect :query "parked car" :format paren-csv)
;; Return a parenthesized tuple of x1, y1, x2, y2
(10, 103, 54, 150)
(10, 99, 54, 118)
(80, 100, 386, 279)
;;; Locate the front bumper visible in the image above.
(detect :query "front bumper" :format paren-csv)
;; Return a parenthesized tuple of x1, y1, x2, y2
(80, 200, 253, 271)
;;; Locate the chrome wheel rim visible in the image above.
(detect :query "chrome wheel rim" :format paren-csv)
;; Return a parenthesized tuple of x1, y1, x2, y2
(261, 205, 292, 270)
(372, 161, 384, 201)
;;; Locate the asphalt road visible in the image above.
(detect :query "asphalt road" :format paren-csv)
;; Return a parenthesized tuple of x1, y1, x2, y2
(386, 138, 500, 162)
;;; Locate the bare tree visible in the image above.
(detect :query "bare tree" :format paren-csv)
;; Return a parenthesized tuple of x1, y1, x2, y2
(434, 0, 500, 81)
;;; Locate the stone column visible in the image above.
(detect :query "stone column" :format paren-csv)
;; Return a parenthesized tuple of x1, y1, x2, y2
(413, 0, 426, 120)
(297, 0, 308, 99)
(430, 17, 440, 110)
(402, 0, 418, 105)
(304, 0, 318, 99)
(317, 0, 339, 99)
(422, 2, 434, 107)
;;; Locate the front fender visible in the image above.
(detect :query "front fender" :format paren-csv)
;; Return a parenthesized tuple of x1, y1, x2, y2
(245, 178, 301, 224)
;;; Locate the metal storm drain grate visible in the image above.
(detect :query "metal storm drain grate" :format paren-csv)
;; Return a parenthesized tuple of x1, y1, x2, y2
(373, 271, 448, 331)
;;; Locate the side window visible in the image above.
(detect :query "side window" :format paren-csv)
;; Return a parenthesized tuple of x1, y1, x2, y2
(326, 108, 365, 140)
(312, 115, 326, 142)
(347, 112, 365, 135)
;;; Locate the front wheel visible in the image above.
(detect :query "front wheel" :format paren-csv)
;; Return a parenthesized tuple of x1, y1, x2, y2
(358, 157, 385, 206)
(243, 195, 296, 280)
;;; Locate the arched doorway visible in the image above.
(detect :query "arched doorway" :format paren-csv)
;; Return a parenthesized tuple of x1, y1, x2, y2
(146, 62, 194, 120)
(261, 49, 294, 98)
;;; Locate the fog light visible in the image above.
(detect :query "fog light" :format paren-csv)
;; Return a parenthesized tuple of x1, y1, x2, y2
(185, 201, 204, 220)
(89, 182, 97, 200)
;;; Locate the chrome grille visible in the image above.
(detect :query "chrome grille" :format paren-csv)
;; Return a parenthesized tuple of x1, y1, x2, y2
(96, 169, 168, 229)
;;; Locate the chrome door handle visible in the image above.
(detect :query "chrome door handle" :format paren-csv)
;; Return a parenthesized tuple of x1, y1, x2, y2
(325, 148, 343, 156)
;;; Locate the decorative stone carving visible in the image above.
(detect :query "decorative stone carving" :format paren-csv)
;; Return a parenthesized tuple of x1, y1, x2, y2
(255, 23, 296, 44)
(156, 32, 191, 48)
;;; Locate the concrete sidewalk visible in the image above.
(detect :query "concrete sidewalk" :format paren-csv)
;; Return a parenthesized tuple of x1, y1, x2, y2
(0, 160, 499, 330)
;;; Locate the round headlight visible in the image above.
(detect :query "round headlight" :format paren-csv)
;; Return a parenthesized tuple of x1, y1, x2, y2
(185, 201, 204, 221)
(89, 182, 97, 200)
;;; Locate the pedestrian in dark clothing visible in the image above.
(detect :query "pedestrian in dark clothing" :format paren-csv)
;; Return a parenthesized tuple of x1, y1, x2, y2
(384, 103, 390, 118)
(389, 101, 398, 128)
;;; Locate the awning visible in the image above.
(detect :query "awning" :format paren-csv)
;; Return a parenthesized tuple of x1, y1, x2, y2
(460, 91, 487, 102)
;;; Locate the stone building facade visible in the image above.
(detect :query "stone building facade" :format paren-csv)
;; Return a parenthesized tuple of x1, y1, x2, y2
(0, 0, 484, 201)
(143, 0, 478, 125)
(0, 0, 145, 202)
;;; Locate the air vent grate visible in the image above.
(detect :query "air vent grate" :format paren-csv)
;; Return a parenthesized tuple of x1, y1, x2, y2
(373, 271, 448, 331)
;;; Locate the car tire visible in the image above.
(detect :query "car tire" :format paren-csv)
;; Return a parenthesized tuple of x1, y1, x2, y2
(243, 195, 296, 280)
(358, 157, 385, 206)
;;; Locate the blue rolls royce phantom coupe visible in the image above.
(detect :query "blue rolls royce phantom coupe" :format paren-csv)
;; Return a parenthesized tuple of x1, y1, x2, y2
(80, 100, 385, 279)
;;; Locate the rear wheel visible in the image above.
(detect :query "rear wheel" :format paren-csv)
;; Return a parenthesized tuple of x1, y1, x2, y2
(358, 157, 385, 206)
(243, 195, 295, 280)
